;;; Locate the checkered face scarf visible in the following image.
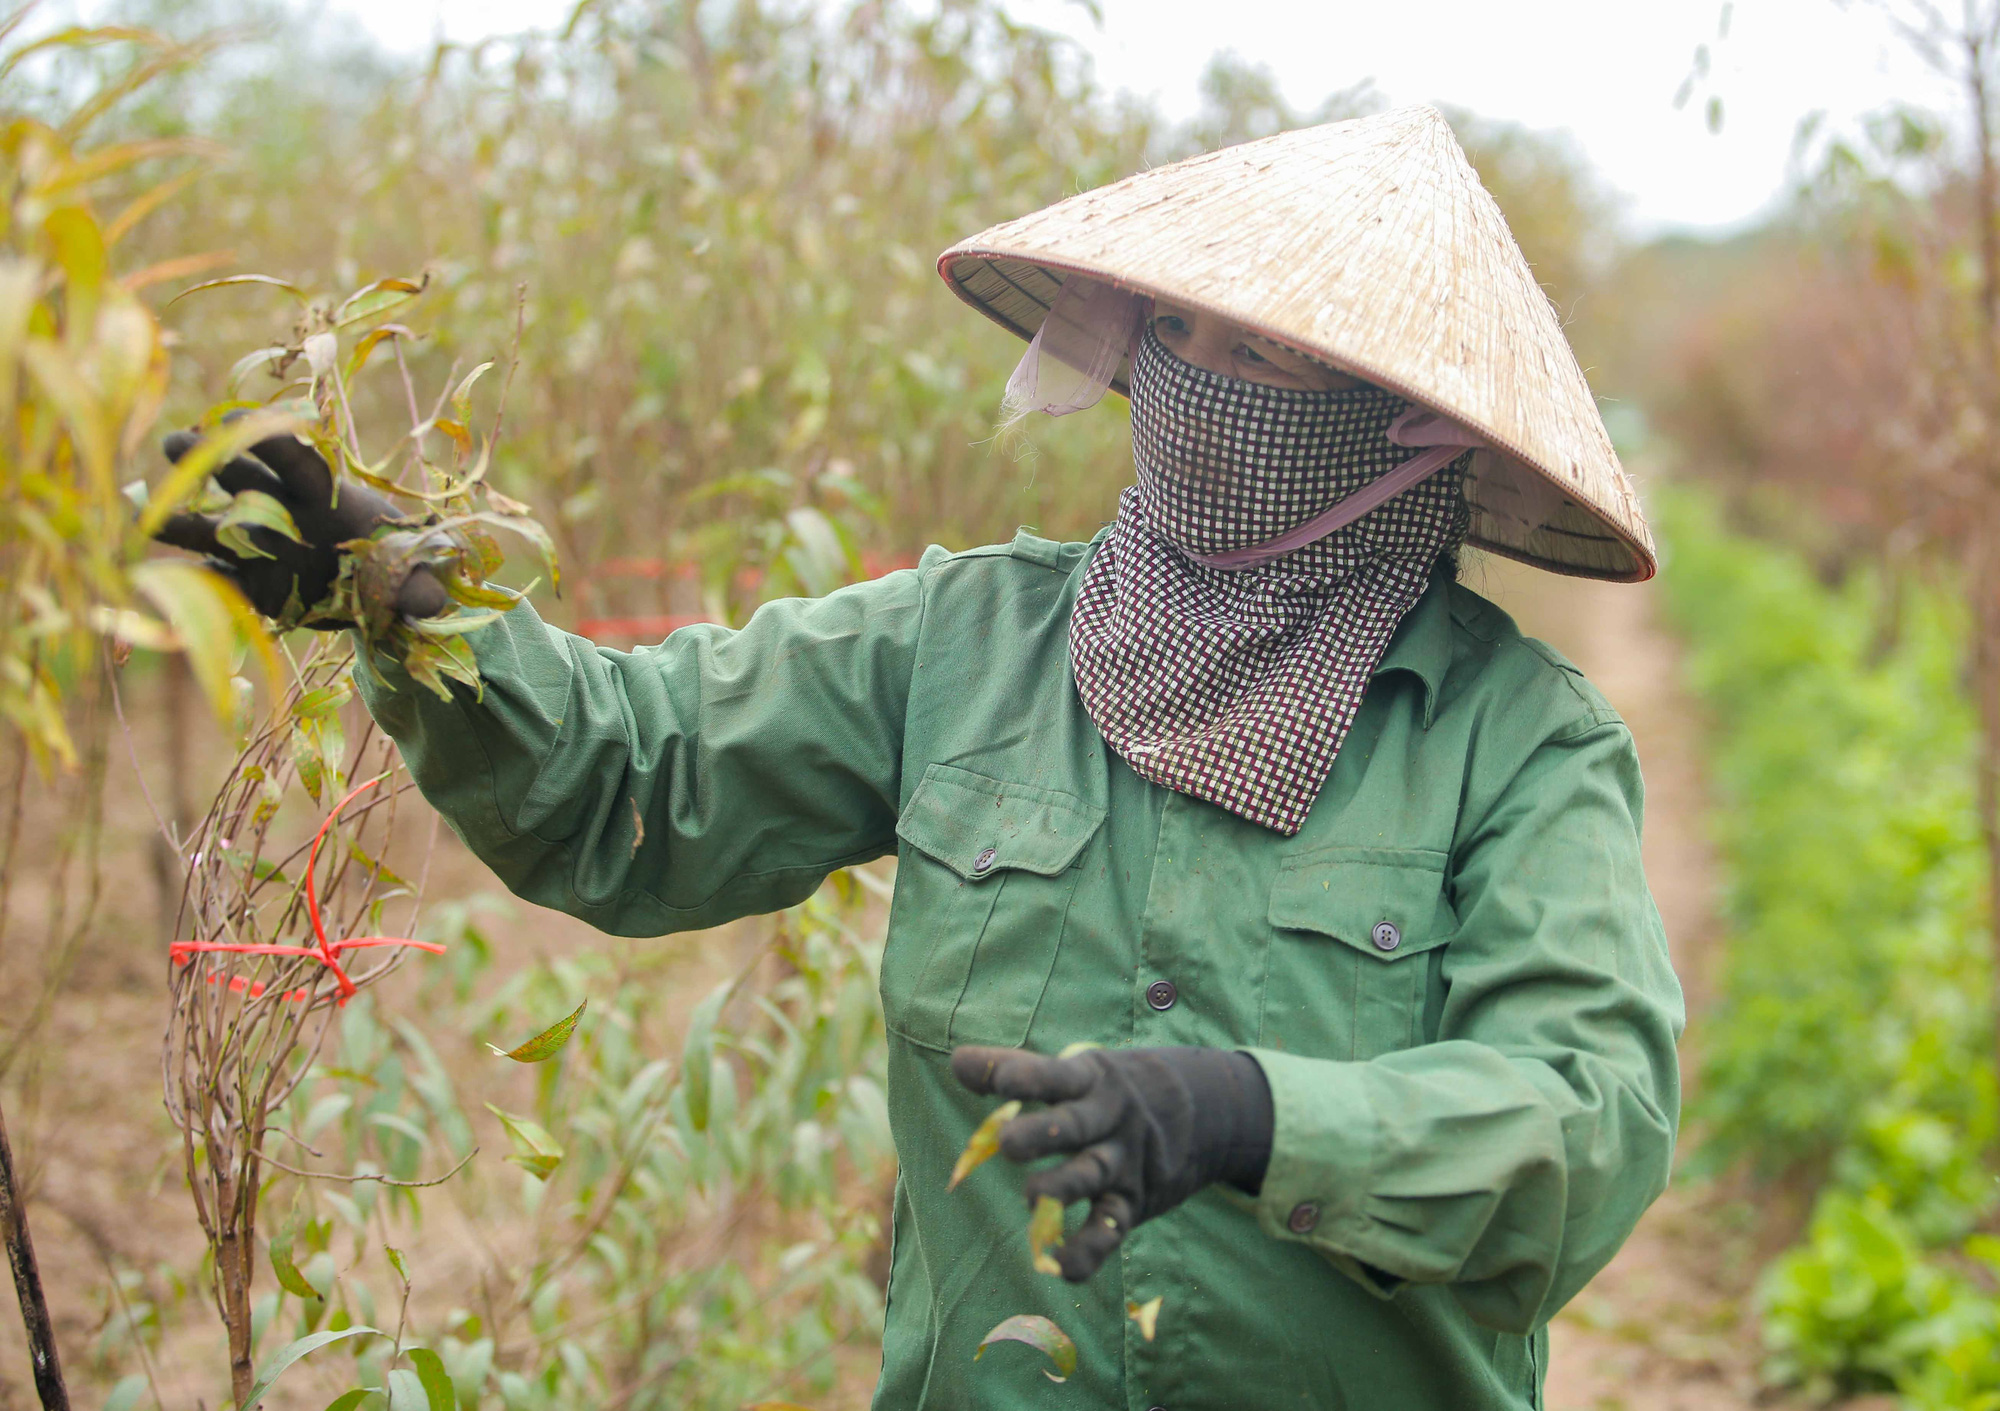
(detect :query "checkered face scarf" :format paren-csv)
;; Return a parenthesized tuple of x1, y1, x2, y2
(1070, 327, 1470, 835)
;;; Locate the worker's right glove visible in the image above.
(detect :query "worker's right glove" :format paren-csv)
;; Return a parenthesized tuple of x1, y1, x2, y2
(152, 427, 451, 628)
(950, 1044, 1274, 1282)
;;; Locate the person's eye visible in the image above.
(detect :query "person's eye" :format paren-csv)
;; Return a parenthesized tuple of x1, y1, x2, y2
(1236, 343, 1271, 365)
(1154, 315, 1189, 336)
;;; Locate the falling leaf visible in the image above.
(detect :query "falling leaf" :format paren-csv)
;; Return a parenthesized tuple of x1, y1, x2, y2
(1056, 1041, 1103, 1059)
(484, 1102, 564, 1180)
(629, 796, 645, 856)
(949, 1099, 1021, 1190)
(486, 999, 587, 1062)
(1028, 1194, 1065, 1276)
(975, 1313, 1076, 1383)
(1126, 1296, 1162, 1342)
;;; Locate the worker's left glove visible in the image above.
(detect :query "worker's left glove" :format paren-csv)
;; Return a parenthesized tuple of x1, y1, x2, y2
(950, 1044, 1274, 1282)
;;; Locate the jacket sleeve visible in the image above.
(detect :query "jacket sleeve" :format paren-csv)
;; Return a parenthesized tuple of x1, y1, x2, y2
(1245, 714, 1684, 1335)
(353, 567, 925, 936)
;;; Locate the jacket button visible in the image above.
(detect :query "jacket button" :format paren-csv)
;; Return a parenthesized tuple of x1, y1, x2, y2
(1145, 979, 1178, 1011)
(1371, 920, 1401, 952)
(1288, 1201, 1321, 1234)
(973, 847, 997, 873)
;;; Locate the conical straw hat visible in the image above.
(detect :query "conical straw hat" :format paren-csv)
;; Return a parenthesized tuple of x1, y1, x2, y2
(937, 105, 1655, 582)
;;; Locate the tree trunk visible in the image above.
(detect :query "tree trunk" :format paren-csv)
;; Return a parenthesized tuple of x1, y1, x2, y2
(215, 1177, 256, 1408)
(0, 1095, 67, 1410)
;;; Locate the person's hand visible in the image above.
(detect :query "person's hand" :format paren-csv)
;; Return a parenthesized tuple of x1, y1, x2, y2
(949, 1044, 1274, 1281)
(152, 427, 450, 627)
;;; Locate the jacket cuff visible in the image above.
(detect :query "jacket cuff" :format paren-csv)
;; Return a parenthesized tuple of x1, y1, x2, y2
(1242, 1047, 1403, 1300)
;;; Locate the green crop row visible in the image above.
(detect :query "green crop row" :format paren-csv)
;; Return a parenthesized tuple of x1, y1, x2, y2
(1659, 485, 2000, 1406)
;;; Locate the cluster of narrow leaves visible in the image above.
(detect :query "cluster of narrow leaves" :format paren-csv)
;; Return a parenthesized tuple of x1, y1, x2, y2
(949, 1039, 1160, 1388)
(157, 269, 558, 699)
(0, 19, 270, 770)
(199, 990, 592, 1411)
(123, 877, 894, 1411)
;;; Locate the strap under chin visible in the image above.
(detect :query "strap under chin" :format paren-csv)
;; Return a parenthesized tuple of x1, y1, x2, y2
(1185, 408, 1484, 572)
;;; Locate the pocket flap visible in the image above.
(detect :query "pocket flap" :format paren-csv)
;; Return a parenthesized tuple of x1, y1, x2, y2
(897, 764, 1105, 880)
(1269, 846, 1454, 962)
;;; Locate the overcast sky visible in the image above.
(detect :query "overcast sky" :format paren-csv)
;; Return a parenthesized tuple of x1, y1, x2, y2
(320, 0, 1958, 235)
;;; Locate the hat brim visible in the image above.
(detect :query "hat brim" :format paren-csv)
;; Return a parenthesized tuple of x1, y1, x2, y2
(942, 249, 1653, 584)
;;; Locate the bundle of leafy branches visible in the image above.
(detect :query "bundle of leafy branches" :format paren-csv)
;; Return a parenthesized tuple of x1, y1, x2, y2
(151, 272, 557, 1408)
(142, 270, 556, 697)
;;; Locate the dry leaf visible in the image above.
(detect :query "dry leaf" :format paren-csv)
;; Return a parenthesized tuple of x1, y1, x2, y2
(1126, 1295, 1162, 1342)
(949, 1099, 1020, 1190)
(974, 1313, 1077, 1383)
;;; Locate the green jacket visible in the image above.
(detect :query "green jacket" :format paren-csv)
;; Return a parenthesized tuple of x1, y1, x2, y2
(358, 530, 1683, 1411)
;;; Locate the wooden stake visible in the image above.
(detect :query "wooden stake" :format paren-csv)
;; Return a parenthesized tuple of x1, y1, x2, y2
(0, 1096, 67, 1410)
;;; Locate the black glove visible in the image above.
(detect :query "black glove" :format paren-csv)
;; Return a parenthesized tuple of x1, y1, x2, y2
(950, 1044, 1274, 1282)
(153, 428, 449, 627)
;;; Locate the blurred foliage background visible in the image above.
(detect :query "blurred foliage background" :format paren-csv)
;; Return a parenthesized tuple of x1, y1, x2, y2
(13, 0, 2000, 1404)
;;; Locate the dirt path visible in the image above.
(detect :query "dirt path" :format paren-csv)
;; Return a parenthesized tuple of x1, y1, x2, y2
(1473, 560, 1783, 1411)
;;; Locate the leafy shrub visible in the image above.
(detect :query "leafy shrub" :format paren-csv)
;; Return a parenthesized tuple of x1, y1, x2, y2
(1658, 484, 2000, 1404)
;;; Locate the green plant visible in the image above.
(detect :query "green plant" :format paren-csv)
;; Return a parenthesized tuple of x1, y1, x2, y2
(1661, 482, 2000, 1403)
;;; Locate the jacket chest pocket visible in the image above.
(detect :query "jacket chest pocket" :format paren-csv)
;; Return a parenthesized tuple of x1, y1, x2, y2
(1260, 847, 1455, 1061)
(883, 764, 1106, 1052)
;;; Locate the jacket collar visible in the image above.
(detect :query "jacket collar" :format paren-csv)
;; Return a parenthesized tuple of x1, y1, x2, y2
(1373, 566, 1453, 727)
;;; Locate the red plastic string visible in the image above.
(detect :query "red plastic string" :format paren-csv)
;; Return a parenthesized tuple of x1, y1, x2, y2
(170, 775, 445, 1005)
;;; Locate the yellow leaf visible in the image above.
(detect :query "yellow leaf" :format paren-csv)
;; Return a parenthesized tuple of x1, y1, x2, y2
(129, 559, 279, 722)
(1028, 1194, 1064, 1277)
(1126, 1295, 1162, 1342)
(948, 1100, 1020, 1190)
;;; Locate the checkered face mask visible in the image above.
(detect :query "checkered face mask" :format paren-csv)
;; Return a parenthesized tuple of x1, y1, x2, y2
(1070, 327, 1469, 835)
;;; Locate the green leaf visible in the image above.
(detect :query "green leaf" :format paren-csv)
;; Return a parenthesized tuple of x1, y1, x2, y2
(948, 1100, 1020, 1191)
(103, 1374, 148, 1411)
(227, 345, 291, 393)
(384, 1245, 410, 1284)
(334, 276, 427, 331)
(136, 404, 308, 538)
(449, 360, 495, 420)
(130, 560, 280, 722)
(385, 1368, 427, 1411)
(322, 1391, 376, 1411)
(270, 1225, 319, 1300)
(486, 998, 587, 1062)
(682, 980, 731, 1133)
(974, 1313, 1076, 1382)
(293, 679, 354, 721)
(1028, 1195, 1064, 1277)
(407, 1348, 457, 1411)
(484, 1103, 563, 1180)
(434, 511, 560, 592)
(167, 272, 308, 306)
(241, 1325, 381, 1409)
(215, 489, 304, 561)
